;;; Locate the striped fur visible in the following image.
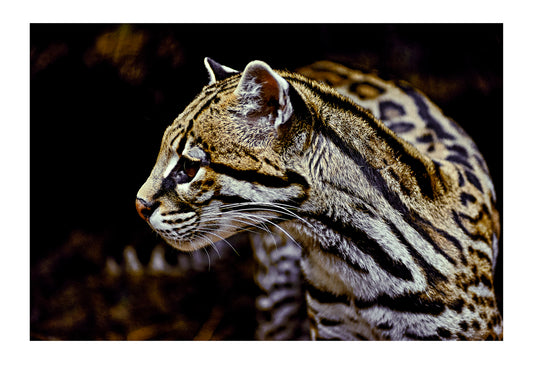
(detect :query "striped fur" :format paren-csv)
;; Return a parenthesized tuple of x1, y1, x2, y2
(136, 59, 501, 340)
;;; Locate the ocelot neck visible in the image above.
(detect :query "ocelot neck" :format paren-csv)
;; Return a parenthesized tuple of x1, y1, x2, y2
(285, 75, 450, 227)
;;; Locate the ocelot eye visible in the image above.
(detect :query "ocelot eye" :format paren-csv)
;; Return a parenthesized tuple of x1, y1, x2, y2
(183, 158, 200, 180)
(167, 147, 208, 186)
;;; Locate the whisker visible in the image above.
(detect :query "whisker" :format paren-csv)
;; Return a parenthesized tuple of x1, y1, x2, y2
(229, 214, 276, 234)
(209, 243, 222, 259)
(197, 226, 240, 257)
(203, 248, 211, 271)
(229, 212, 299, 246)
(194, 234, 218, 270)
(202, 212, 273, 233)
(195, 217, 264, 236)
(220, 202, 312, 228)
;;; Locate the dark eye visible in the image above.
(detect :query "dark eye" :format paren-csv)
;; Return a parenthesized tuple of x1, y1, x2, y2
(183, 158, 200, 180)
(172, 157, 200, 184)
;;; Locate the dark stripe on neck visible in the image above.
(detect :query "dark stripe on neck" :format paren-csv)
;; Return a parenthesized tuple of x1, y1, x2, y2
(386, 220, 448, 285)
(435, 227, 467, 265)
(352, 227, 413, 281)
(209, 162, 309, 189)
(319, 246, 369, 275)
(321, 178, 378, 217)
(303, 278, 352, 305)
(410, 212, 459, 266)
(404, 331, 441, 340)
(289, 75, 437, 199)
(309, 212, 413, 281)
(369, 118, 436, 200)
(353, 292, 446, 316)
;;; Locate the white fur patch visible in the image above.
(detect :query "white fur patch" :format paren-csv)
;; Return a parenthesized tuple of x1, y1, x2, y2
(163, 154, 179, 179)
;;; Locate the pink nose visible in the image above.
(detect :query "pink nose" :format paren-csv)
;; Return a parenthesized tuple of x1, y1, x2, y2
(136, 198, 156, 222)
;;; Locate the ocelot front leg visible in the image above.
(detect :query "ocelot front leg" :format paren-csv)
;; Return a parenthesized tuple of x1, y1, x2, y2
(250, 230, 310, 340)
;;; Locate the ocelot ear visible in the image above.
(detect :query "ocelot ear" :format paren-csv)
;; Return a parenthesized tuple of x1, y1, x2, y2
(204, 57, 239, 84)
(234, 60, 293, 130)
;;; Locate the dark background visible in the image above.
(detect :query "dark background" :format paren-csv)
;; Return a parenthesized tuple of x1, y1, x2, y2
(30, 24, 503, 340)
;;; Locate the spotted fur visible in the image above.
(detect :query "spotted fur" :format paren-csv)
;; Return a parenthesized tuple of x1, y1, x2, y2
(136, 58, 502, 340)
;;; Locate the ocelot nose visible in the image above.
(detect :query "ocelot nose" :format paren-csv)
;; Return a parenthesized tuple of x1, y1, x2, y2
(135, 198, 159, 222)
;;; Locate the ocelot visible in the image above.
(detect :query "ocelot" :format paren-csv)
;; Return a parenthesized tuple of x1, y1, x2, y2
(136, 58, 502, 340)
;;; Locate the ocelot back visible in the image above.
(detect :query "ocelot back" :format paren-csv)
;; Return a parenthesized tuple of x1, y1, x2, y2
(136, 58, 502, 340)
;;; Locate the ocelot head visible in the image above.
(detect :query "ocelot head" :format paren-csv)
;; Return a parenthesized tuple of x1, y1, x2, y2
(136, 58, 311, 251)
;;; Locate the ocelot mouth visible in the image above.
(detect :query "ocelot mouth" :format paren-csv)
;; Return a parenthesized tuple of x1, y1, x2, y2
(155, 210, 286, 252)
(160, 226, 237, 252)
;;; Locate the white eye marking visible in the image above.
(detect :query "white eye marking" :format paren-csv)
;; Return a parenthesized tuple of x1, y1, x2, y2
(163, 154, 180, 179)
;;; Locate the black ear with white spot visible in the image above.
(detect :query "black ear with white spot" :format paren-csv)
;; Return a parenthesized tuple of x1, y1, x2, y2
(204, 57, 239, 84)
(234, 60, 293, 130)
